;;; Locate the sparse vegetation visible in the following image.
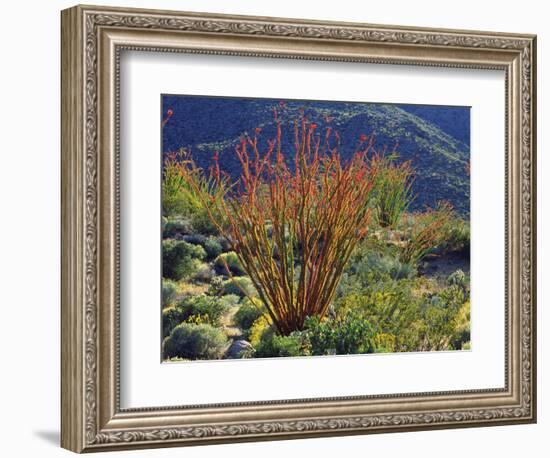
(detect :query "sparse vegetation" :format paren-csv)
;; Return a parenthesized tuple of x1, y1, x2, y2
(163, 323, 228, 360)
(162, 279, 178, 308)
(160, 104, 471, 361)
(162, 239, 206, 281)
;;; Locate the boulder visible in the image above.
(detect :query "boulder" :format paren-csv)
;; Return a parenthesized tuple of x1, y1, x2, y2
(225, 339, 254, 359)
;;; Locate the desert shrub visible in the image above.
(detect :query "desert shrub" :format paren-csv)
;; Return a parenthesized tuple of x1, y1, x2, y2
(214, 251, 245, 276)
(162, 295, 229, 337)
(207, 276, 224, 296)
(162, 154, 193, 217)
(163, 217, 193, 238)
(162, 306, 182, 338)
(335, 279, 425, 352)
(340, 247, 415, 291)
(203, 237, 223, 260)
(217, 236, 232, 253)
(398, 202, 454, 265)
(234, 298, 264, 333)
(163, 357, 189, 362)
(373, 333, 397, 353)
(248, 316, 273, 348)
(176, 281, 209, 298)
(447, 269, 469, 293)
(190, 211, 219, 236)
(417, 285, 468, 351)
(162, 239, 206, 281)
(182, 234, 223, 260)
(182, 233, 206, 246)
(219, 294, 241, 309)
(162, 150, 226, 225)
(192, 263, 215, 283)
(304, 310, 376, 355)
(175, 295, 229, 327)
(371, 153, 415, 228)
(221, 277, 256, 297)
(162, 279, 178, 308)
(450, 300, 471, 350)
(163, 323, 228, 360)
(335, 273, 470, 353)
(438, 283, 468, 309)
(443, 218, 470, 255)
(254, 332, 311, 358)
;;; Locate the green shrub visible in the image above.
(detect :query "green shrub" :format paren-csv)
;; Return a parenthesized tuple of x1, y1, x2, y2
(336, 261, 471, 354)
(162, 279, 178, 308)
(182, 234, 223, 261)
(217, 236, 232, 253)
(219, 294, 241, 309)
(163, 306, 182, 338)
(183, 233, 206, 246)
(248, 316, 273, 348)
(163, 323, 228, 360)
(340, 248, 414, 294)
(254, 332, 310, 358)
(221, 277, 256, 297)
(203, 237, 223, 260)
(447, 269, 469, 292)
(191, 210, 219, 236)
(450, 300, 470, 350)
(181, 234, 223, 260)
(162, 239, 206, 281)
(163, 357, 189, 362)
(234, 298, 264, 333)
(373, 333, 397, 353)
(162, 295, 229, 338)
(304, 310, 376, 355)
(444, 218, 470, 255)
(175, 295, 229, 327)
(418, 285, 467, 351)
(214, 251, 245, 275)
(335, 279, 427, 352)
(207, 276, 224, 296)
(192, 263, 215, 283)
(163, 217, 193, 238)
(162, 150, 223, 222)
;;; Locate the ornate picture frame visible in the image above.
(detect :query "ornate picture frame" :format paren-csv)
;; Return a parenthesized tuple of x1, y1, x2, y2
(61, 4, 536, 453)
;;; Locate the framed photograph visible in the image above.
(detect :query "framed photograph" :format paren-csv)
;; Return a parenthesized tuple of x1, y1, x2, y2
(61, 4, 537, 453)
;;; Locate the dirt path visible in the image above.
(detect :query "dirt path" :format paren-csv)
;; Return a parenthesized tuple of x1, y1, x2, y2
(220, 306, 243, 340)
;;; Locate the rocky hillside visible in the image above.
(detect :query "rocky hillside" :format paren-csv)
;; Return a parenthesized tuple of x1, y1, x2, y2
(162, 96, 470, 215)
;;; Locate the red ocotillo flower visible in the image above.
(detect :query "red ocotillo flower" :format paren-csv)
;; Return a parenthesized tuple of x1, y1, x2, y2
(162, 108, 174, 128)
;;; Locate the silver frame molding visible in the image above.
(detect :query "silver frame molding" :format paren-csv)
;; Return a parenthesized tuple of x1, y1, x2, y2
(61, 4, 537, 453)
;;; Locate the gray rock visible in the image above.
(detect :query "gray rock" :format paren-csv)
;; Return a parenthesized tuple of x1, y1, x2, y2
(225, 339, 254, 359)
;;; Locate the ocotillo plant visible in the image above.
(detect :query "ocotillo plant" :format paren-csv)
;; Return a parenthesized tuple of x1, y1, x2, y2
(370, 151, 415, 229)
(398, 201, 454, 265)
(162, 150, 191, 216)
(162, 149, 227, 220)
(183, 115, 378, 335)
